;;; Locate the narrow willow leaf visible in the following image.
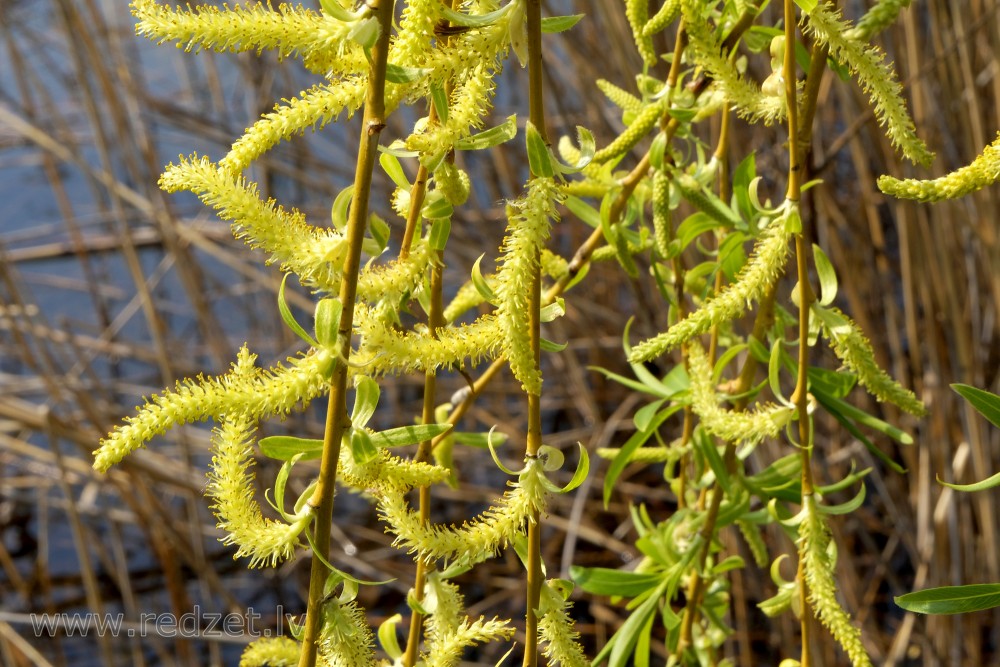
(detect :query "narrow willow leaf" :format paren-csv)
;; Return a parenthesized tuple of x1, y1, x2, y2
(471, 255, 498, 302)
(952, 383, 1000, 429)
(351, 376, 380, 428)
(526, 121, 555, 178)
(540, 14, 584, 33)
(812, 243, 838, 306)
(428, 217, 451, 250)
(349, 428, 379, 465)
(563, 195, 602, 229)
(603, 405, 684, 506)
(273, 455, 300, 522)
(816, 392, 913, 445)
(377, 614, 404, 660)
(438, 2, 510, 28)
(260, 436, 324, 461)
(938, 470, 1000, 492)
(314, 298, 342, 348)
(895, 584, 1000, 615)
(817, 484, 866, 515)
(379, 153, 410, 189)
(813, 391, 907, 474)
(368, 213, 389, 252)
(279, 274, 318, 347)
(429, 82, 449, 124)
(608, 581, 669, 667)
(423, 192, 454, 221)
(455, 115, 518, 151)
(331, 184, 353, 232)
(384, 63, 431, 83)
(374, 424, 452, 448)
(559, 443, 590, 493)
(540, 338, 568, 352)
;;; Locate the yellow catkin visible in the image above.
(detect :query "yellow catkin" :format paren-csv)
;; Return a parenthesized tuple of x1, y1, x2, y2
(799, 496, 873, 667)
(879, 132, 1000, 202)
(803, 2, 932, 165)
(629, 213, 792, 362)
(240, 637, 301, 667)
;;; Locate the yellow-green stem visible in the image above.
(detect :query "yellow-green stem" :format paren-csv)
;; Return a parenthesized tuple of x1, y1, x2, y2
(522, 2, 546, 664)
(297, 2, 393, 665)
(781, 2, 816, 664)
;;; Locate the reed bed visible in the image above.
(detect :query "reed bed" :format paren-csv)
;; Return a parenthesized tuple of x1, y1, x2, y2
(0, 1, 997, 665)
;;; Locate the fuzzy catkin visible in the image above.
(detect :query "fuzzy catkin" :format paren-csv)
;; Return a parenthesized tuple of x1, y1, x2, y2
(629, 214, 792, 362)
(879, 132, 1000, 202)
(799, 495, 873, 666)
(803, 1, 932, 166)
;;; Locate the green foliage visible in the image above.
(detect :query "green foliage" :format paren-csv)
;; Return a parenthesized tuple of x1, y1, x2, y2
(94, 0, 998, 664)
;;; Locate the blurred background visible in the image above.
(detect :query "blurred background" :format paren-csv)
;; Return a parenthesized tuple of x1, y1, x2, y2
(0, 0, 998, 665)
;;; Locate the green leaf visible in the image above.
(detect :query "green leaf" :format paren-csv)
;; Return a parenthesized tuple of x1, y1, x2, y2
(938, 470, 1000, 492)
(817, 483, 866, 515)
(820, 393, 914, 445)
(895, 584, 1000, 614)
(812, 243, 838, 306)
(604, 405, 684, 506)
(351, 376, 380, 428)
(526, 121, 554, 178)
(372, 423, 452, 448)
(793, 0, 819, 13)
(539, 298, 565, 323)
(319, 0, 364, 21)
(556, 125, 596, 173)
(348, 16, 380, 50)
(768, 338, 791, 407)
(452, 431, 501, 448)
(558, 442, 590, 493)
(952, 383, 1000, 429)
(423, 191, 454, 221)
(314, 298, 342, 348)
(694, 427, 730, 494)
(439, 2, 511, 27)
(349, 428, 379, 465)
(379, 153, 410, 189)
(732, 152, 757, 223)
(634, 399, 667, 432)
(368, 213, 389, 252)
(808, 366, 856, 399)
(454, 115, 517, 151)
(672, 212, 720, 259)
(813, 391, 907, 474)
(428, 217, 451, 251)
(278, 274, 318, 347)
(260, 435, 324, 461)
(540, 337, 568, 352)
(718, 231, 747, 281)
(377, 614, 403, 660)
(564, 195, 602, 229)
(540, 14, 584, 33)
(331, 185, 353, 232)
(385, 63, 430, 84)
(273, 454, 302, 522)
(429, 82, 449, 124)
(471, 254, 497, 302)
(608, 580, 669, 667)
(487, 428, 519, 476)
